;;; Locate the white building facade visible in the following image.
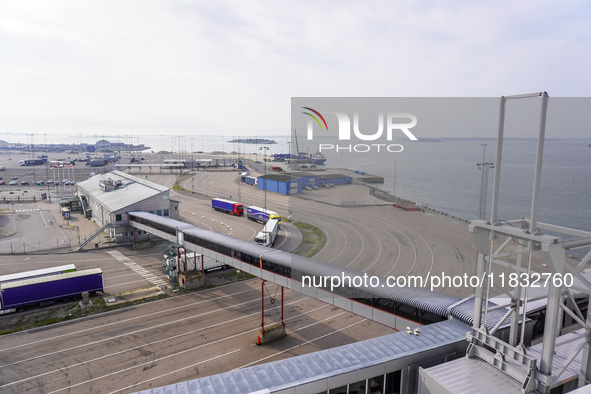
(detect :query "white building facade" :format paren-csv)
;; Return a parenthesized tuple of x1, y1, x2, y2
(76, 170, 179, 243)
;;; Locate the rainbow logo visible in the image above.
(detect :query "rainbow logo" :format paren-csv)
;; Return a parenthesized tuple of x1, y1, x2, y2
(302, 107, 329, 132)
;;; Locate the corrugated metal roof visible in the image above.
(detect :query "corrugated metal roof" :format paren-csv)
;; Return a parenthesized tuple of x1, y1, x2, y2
(421, 328, 590, 393)
(527, 328, 585, 384)
(134, 320, 469, 394)
(76, 170, 169, 212)
(420, 356, 523, 393)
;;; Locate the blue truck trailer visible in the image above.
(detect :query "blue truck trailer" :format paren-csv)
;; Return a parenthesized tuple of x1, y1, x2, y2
(211, 198, 244, 216)
(19, 159, 46, 166)
(246, 206, 281, 225)
(0, 268, 103, 313)
(244, 176, 257, 186)
(0, 264, 76, 284)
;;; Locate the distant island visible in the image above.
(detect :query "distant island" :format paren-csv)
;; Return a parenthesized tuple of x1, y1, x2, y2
(416, 138, 443, 142)
(227, 138, 277, 144)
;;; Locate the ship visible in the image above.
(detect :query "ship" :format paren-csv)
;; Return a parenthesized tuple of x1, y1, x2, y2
(309, 151, 327, 164)
(285, 129, 327, 164)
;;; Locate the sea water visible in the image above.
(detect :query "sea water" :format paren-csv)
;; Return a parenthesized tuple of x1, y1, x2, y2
(5, 132, 589, 238)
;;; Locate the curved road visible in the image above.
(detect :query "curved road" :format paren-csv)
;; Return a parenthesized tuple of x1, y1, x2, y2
(164, 169, 475, 298)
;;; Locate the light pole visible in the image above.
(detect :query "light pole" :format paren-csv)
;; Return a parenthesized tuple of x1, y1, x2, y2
(260, 146, 269, 211)
(393, 161, 397, 200)
(477, 144, 494, 220)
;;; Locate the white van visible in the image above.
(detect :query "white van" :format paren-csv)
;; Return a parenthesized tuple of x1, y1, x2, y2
(0, 166, 5, 171)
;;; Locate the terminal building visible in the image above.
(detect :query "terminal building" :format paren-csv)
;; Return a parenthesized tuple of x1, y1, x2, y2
(75, 170, 179, 244)
(254, 172, 353, 195)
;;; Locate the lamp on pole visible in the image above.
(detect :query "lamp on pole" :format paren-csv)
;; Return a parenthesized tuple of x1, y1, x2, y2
(393, 161, 397, 200)
(260, 146, 269, 211)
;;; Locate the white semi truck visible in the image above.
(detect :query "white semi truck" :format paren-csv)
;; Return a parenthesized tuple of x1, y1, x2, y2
(254, 219, 280, 247)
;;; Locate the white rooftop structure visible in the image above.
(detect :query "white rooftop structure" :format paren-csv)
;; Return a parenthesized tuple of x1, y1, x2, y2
(76, 170, 169, 213)
(76, 170, 179, 244)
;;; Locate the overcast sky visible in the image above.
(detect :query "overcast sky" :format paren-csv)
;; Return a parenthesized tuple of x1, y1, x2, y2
(1, 1, 590, 139)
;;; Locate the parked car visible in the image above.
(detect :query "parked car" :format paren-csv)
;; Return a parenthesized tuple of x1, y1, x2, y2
(9, 181, 18, 185)
(0, 181, 5, 185)
(47, 179, 54, 184)
(21, 181, 29, 185)
(10, 176, 18, 180)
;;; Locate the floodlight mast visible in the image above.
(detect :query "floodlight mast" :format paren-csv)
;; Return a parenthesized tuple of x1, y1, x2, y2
(489, 92, 546, 226)
(468, 92, 591, 393)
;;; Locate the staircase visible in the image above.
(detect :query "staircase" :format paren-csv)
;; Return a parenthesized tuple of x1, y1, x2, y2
(76, 223, 116, 251)
(80, 195, 92, 218)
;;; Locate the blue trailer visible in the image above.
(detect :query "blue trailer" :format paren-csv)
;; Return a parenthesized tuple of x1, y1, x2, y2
(212, 198, 244, 216)
(246, 206, 281, 225)
(244, 176, 257, 186)
(0, 268, 103, 313)
(0, 264, 76, 284)
(19, 159, 46, 166)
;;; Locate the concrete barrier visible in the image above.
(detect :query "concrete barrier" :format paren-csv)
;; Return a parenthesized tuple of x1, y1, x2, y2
(259, 322, 286, 344)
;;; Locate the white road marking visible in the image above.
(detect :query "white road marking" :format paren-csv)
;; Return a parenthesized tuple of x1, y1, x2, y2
(107, 250, 165, 287)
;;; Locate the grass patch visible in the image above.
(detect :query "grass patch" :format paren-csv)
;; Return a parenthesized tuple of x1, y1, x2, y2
(173, 173, 193, 193)
(292, 222, 325, 257)
(173, 183, 189, 192)
(204, 269, 256, 289)
(173, 173, 210, 199)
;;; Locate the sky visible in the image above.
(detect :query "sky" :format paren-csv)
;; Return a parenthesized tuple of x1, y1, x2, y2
(1, 0, 590, 140)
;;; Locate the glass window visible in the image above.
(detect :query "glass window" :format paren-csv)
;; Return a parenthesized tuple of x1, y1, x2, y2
(385, 370, 401, 394)
(115, 214, 122, 222)
(156, 210, 162, 216)
(164, 209, 169, 216)
(348, 380, 366, 393)
(368, 375, 384, 394)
